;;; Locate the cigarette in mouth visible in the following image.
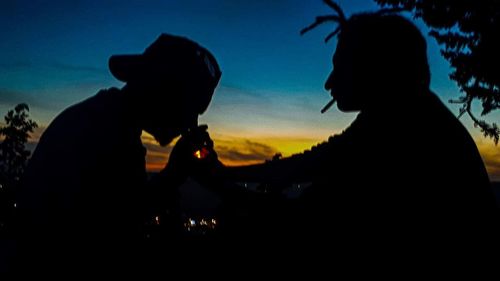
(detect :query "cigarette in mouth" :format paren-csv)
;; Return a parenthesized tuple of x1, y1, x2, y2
(321, 98, 336, 114)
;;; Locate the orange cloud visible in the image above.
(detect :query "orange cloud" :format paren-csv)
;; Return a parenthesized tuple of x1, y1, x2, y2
(141, 132, 172, 171)
(211, 138, 278, 166)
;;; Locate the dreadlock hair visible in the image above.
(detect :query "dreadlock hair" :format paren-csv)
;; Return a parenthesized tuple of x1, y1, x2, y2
(302, 0, 431, 93)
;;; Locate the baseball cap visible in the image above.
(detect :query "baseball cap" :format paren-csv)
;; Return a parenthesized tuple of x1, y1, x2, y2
(109, 33, 221, 93)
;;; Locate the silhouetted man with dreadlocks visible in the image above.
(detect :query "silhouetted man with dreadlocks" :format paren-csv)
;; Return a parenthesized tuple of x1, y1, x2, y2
(296, 2, 497, 236)
(186, 3, 498, 250)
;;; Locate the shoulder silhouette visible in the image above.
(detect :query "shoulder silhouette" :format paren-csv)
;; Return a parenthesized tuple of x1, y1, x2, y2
(297, 2, 497, 223)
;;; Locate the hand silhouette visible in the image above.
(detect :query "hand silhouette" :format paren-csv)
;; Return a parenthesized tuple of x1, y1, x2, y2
(165, 125, 220, 184)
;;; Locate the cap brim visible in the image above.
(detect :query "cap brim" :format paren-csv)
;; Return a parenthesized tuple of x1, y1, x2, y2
(108, 55, 144, 82)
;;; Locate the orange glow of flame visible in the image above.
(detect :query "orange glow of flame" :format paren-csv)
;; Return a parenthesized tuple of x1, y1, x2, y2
(193, 147, 210, 159)
(194, 150, 202, 159)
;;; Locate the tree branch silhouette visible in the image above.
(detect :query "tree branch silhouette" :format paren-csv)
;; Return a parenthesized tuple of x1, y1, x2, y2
(376, 0, 500, 144)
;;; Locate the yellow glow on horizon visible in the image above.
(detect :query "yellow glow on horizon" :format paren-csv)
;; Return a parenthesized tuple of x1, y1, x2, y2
(474, 136, 500, 181)
(142, 130, 499, 181)
(255, 137, 323, 157)
(16, 124, 499, 181)
(211, 134, 325, 166)
(141, 131, 327, 169)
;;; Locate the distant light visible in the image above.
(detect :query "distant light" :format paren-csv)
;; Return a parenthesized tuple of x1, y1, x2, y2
(13, 203, 17, 208)
(0, 184, 3, 189)
(190, 219, 196, 226)
(154, 216, 160, 225)
(298, 184, 301, 189)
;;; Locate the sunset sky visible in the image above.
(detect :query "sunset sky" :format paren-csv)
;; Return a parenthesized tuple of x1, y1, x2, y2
(1, 0, 499, 180)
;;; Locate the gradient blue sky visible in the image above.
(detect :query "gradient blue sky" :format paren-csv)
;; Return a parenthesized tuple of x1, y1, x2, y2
(1, 0, 499, 179)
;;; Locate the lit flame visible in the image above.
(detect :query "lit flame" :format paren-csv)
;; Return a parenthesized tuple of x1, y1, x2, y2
(193, 147, 209, 159)
(194, 150, 202, 159)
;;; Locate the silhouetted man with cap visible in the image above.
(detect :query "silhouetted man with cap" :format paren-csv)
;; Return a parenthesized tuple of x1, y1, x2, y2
(17, 34, 221, 273)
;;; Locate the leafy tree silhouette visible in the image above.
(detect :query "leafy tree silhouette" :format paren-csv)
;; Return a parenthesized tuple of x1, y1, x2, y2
(0, 103, 38, 187)
(375, 0, 500, 144)
(1, 103, 37, 230)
